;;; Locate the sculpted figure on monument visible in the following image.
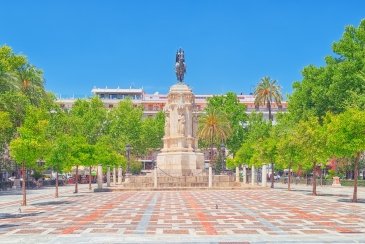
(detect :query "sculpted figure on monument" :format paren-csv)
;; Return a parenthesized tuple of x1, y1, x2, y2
(178, 113, 186, 135)
(164, 114, 170, 137)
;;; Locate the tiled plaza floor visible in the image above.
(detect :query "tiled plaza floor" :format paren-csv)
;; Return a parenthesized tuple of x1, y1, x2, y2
(0, 184, 364, 243)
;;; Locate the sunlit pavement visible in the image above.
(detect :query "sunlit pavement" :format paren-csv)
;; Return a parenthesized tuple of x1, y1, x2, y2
(0, 183, 364, 243)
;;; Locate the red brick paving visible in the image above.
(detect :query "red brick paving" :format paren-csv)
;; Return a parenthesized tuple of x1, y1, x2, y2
(0, 189, 364, 237)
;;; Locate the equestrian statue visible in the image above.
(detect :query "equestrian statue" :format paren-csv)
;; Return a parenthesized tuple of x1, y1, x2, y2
(175, 48, 186, 82)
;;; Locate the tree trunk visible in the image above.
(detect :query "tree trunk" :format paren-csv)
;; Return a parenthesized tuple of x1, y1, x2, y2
(320, 168, 323, 186)
(210, 144, 214, 171)
(55, 171, 59, 198)
(22, 162, 26, 206)
(268, 100, 272, 121)
(89, 166, 92, 190)
(352, 152, 360, 203)
(288, 165, 291, 191)
(270, 162, 274, 188)
(74, 165, 78, 193)
(312, 162, 317, 196)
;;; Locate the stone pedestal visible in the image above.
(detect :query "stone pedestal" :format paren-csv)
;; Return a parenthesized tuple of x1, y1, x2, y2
(332, 176, 342, 187)
(156, 83, 204, 176)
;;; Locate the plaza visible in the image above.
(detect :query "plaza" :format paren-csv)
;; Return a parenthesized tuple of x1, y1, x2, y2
(0, 184, 364, 243)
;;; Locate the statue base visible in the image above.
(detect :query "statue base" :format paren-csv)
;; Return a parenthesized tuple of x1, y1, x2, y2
(156, 151, 204, 176)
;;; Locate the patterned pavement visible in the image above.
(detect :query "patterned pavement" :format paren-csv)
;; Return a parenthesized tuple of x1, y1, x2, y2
(0, 184, 364, 243)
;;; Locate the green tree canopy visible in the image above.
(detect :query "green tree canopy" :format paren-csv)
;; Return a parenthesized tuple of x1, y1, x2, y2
(205, 92, 247, 155)
(325, 108, 365, 202)
(289, 19, 365, 121)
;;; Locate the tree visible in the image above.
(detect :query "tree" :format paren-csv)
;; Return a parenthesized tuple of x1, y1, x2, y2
(9, 106, 49, 205)
(140, 111, 164, 155)
(0, 45, 47, 107)
(253, 76, 282, 187)
(205, 92, 247, 156)
(234, 113, 271, 179)
(254, 76, 282, 121)
(71, 97, 108, 188)
(295, 115, 327, 195)
(289, 20, 365, 121)
(45, 136, 70, 198)
(275, 114, 301, 190)
(108, 99, 144, 159)
(0, 111, 12, 148)
(0, 70, 19, 93)
(198, 107, 232, 172)
(325, 108, 365, 202)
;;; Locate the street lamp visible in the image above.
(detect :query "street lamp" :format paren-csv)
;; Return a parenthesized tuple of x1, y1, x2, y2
(220, 143, 226, 172)
(125, 144, 131, 174)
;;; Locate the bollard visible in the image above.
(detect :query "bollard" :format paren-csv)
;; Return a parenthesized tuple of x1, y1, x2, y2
(113, 167, 116, 185)
(107, 166, 111, 187)
(97, 164, 103, 189)
(118, 167, 123, 184)
(209, 167, 212, 188)
(154, 166, 158, 188)
(242, 165, 247, 184)
(251, 165, 255, 185)
(236, 166, 239, 182)
(262, 165, 267, 187)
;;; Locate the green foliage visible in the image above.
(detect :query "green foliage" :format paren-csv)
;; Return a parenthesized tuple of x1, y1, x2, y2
(234, 113, 271, 167)
(140, 111, 165, 153)
(289, 19, 365, 121)
(0, 111, 12, 147)
(254, 76, 283, 121)
(9, 106, 49, 170)
(205, 92, 247, 155)
(45, 135, 70, 173)
(275, 113, 301, 172)
(325, 108, 365, 159)
(198, 107, 232, 147)
(108, 99, 144, 155)
(129, 159, 142, 175)
(294, 115, 327, 171)
(0, 45, 27, 72)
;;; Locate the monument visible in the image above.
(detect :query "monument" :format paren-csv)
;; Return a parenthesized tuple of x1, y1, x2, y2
(156, 49, 205, 176)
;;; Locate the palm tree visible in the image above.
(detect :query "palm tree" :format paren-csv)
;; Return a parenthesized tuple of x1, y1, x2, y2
(17, 64, 44, 90)
(254, 76, 282, 188)
(198, 108, 232, 171)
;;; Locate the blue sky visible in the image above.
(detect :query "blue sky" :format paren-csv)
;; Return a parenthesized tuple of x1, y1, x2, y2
(1, 0, 364, 98)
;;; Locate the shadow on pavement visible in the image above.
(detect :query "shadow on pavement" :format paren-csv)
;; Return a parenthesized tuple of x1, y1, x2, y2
(31, 200, 71, 206)
(306, 193, 350, 197)
(66, 194, 85, 197)
(0, 224, 19, 229)
(0, 212, 44, 219)
(0, 191, 23, 196)
(338, 198, 365, 204)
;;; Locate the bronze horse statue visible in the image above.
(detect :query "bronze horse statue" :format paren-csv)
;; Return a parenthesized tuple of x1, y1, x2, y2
(175, 48, 186, 82)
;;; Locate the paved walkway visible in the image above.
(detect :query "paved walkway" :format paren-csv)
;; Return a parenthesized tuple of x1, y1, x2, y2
(0, 183, 364, 243)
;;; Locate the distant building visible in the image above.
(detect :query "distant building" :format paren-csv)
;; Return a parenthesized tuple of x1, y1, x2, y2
(57, 87, 287, 120)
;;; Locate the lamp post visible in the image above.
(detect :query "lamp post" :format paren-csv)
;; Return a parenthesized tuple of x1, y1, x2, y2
(220, 143, 226, 172)
(126, 144, 131, 174)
